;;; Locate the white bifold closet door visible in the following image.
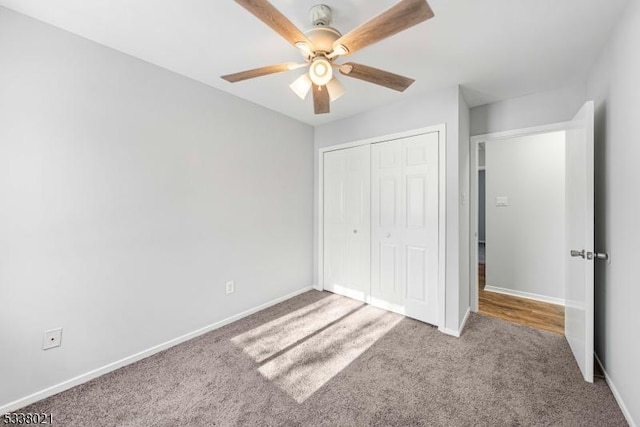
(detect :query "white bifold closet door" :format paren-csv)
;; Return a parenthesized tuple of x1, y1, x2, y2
(371, 133, 439, 324)
(323, 145, 371, 303)
(323, 132, 439, 325)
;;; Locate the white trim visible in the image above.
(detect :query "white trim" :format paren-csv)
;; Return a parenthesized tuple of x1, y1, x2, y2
(483, 285, 565, 306)
(469, 121, 573, 315)
(317, 124, 448, 331)
(437, 125, 448, 332)
(439, 308, 470, 338)
(0, 286, 314, 414)
(470, 133, 480, 312)
(470, 121, 572, 144)
(459, 307, 471, 334)
(318, 124, 446, 155)
(317, 151, 325, 293)
(439, 327, 461, 337)
(594, 353, 637, 427)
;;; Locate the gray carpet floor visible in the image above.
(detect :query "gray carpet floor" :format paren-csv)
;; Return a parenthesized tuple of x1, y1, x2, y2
(20, 290, 626, 426)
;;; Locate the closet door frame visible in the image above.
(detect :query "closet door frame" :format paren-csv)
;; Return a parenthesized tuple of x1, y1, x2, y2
(317, 124, 447, 330)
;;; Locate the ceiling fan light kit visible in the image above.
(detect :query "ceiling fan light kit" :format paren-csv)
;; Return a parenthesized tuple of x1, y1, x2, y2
(326, 78, 346, 102)
(290, 74, 313, 100)
(222, 0, 434, 114)
(309, 56, 333, 86)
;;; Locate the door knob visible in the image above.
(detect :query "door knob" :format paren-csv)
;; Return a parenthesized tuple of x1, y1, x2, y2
(386, 233, 391, 238)
(592, 252, 609, 261)
(587, 251, 609, 261)
(571, 249, 610, 261)
(353, 229, 358, 234)
(570, 249, 586, 258)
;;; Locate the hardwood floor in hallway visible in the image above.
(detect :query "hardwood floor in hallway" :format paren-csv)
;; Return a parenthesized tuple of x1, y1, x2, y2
(478, 264, 565, 334)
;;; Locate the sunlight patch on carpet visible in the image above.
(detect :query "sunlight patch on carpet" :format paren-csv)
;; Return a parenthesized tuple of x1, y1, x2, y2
(233, 297, 402, 403)
(231, 294, 362, 363)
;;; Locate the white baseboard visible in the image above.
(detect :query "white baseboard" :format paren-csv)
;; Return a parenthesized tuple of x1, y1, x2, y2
(459, 307, 471, 335)
(439, 308, 471, 338)
(439, 327, 461, 337)
(0, 286, 315, 414)
(484, 285, 565, 306)
(594, 353, 637, 427)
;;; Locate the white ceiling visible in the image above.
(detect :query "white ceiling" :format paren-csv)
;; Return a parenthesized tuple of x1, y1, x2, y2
(0, 0, 629, 125)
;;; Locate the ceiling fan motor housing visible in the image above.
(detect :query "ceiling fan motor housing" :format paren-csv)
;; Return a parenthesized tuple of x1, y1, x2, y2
(310, 4, 332, 26)
(305, 26, 341, 54)
(305, 4, 342, 54)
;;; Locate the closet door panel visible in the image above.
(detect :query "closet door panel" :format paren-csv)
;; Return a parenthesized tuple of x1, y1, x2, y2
(323, 146, 370, 302)
(401, 132, 439, 324)
(371, 132, 439, 324)
(372, 141, 403, 306)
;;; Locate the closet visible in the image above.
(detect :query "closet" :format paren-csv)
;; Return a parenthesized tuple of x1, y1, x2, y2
(323, 131, 440, 325)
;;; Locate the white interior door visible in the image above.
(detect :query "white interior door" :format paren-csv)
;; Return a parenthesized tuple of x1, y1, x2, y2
(323, 145, 371, 302)
(565, 100, 595, 383)
(371, 132, 439, 324)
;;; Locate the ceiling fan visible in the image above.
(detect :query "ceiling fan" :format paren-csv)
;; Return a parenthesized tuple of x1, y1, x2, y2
(221, 0, 434, 114)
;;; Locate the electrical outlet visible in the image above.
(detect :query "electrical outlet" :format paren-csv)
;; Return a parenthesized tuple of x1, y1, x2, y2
(225, 280, 235, 295)
(43, 328, 62, 350)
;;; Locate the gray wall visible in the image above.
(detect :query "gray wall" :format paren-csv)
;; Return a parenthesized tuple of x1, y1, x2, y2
(0, 8, 314, 408)
(484, 132, 566, 301)
(587, 0, 640, 422)
(314, 86, 470, 332)
(470, 84, 586, 136)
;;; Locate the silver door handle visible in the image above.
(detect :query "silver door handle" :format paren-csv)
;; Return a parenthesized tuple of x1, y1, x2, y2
(571, 249, 586, 259)
(588, 251, 609, 261)
(353, 229, 358, 234)
(571, 249, 610, 261)
(386, 233, 391, 238)
(593, 252, 609, 261)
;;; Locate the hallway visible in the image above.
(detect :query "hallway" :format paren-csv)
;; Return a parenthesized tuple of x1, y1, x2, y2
(478, 264, 565, 334)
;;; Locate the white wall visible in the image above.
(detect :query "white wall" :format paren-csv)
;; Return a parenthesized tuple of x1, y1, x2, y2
(586, 0, 640, 423)
(314, 86, 469, 333)
(0, 7, 313, 409)
(485, 132, 566, 302)
(470, 84, 586, 136)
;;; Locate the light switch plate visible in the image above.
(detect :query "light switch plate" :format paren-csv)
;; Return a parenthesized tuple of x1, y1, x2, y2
(225, 280, 235, 295)
(496, 196, 509, 207)
(43, 328, 62, 350)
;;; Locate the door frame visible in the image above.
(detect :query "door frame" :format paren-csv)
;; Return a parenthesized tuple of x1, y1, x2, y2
(317, 124, 447, 329)
(469, 121, 572, 312)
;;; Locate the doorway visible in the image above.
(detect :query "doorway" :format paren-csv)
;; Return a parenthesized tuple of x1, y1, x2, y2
(470, 100, 596, 383)
(472, 131, 567, 334)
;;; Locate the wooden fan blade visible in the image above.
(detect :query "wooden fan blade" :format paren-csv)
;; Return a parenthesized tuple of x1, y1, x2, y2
(235, 0, 312, 48)
(334, 0, 434, 55)
(339, 63, 415, 92)
(313, 85, 330, 114)
(221, 63, 297, 83)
